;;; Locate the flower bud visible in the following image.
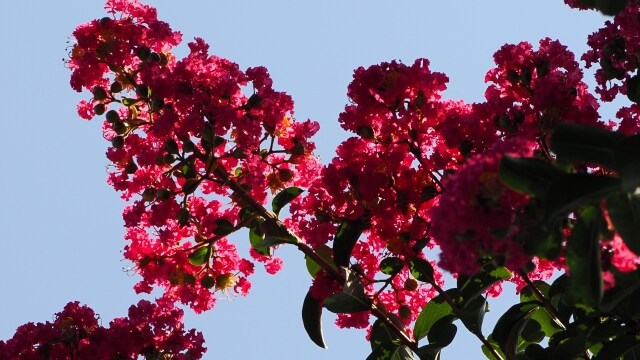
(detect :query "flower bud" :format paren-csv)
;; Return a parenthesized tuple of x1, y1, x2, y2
(110, 81, 123, 94)
(92, 87, 108, 101)
(404, 278, 419, 291)
(112, 121, 129, 135)
(94, 103, 106, 116)
(135, 84, 149, 99)
(106, 110, 121, 123)
(399, 305, 412, 319)
(164, 139, 179, 154)
(111, 136, 125, 149)
(177, 208, 190, 226)
(142, 187, 157, 202)
(156, 188, 172, 201)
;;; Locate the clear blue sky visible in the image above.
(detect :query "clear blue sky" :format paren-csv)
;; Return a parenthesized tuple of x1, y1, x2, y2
(0, 1, 611, 358)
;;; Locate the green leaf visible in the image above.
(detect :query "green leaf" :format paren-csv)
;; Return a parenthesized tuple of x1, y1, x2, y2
(332, 219, 365, 267)
(187, 246, 211, 266)
(615, 133, 640, 192)
(414, 344, 442, 360)
(492, 301, 540, 357)
(324, 268, 372, 313)
(305, 245, 336, 278)
(254, 220, 299, 248)
(458, 295, 488, 334)
(544, 174, 619, 222)
(370, 319, 399, 350)
(600, 271, 640, 313)
(499, 156, 563, 197)
(302, 290, 326, 348)
(213, 218, 235, 236)
(550, 122, 623, 169)
(367, 345, 414, 360)
(414, 290, 456, 341)
(380, 257, 405, 276)
(458, 264, 511, 306)
(249, 221, 270, 256)
(409, 258, 435, 283)
(520, 282, 563, 337)
(272, 186, 304, 217)
(606, 192, 640, 255)
(565, 207, 604, 308)
(628, 75, 640, 103)
(427, 315, 457, 348)
(323, 292, 370, 313)
(594, 335, 640, 360)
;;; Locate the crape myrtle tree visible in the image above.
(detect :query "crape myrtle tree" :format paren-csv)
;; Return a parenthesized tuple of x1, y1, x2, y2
(3, 0, 640, 358)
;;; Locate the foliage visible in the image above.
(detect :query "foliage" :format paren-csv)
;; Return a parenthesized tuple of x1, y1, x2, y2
(3, 0, 640, 359)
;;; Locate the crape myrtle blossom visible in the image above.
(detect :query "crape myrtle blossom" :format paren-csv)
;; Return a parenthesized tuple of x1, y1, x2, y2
(39, 0, 640, 355)
(0, 300, 205, 359)
(68, 0, 321, 313)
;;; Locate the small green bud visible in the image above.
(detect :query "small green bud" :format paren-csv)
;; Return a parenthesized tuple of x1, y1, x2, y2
(182, 139, 195, 153)
(106, 110, 121, 123)
(137, 46, 151, 61)
(92, 87, 108, 101)
(110, 81, 123, 93)
(112, 121, 129, 135)
(177, 208, 190, 226)
(164, 139, 179, 154)
(124, 161, 138, 174)
(156, 188, 172, 201)
(111, 136, 125, 149)
(142, 187, 157, 202)
(398, 305, 412, 319)
(135, 84, 149, 98)
(94, 103, 106, 116)
(148, 52, 161, 62)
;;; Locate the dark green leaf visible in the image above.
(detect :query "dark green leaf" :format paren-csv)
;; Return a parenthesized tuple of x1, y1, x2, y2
(520, 282, 563, 337)
(187, 246, 211, 266)
(380, 257, 405, 276)
(302, 290, 326, 348)
(499, 156, 563, 197)
(272, 186, 304, 217)
(213, 218, 234, 236)
(409, 258, 435, 283)
(324, 268, 372, 313)
(332, 219, 365, 267)
(305, 245, 336, 278)
(323, 292, 371, 313)
(594, 335, 640, 360)
(565, 207, 604, 308)
(615, 134, 640, 191)
(427, 315, 457, 348)
(414, 344, 442, 360)
(628, 75, 640, 103)
(367, 344, 414, 360)
(544, 174, 619, 222)
(492, 301, 540, 356)
(600, 270, 640, 313)
(370, 320, 399, 350)
(458, 264, 511, 306)
(550, 122, 623, 169)
(458, 295, 488, 334)
(255, 220, 298, 248)
(607, 192, 640, 255)
(414, 290, 456, 341)
(249, 221, 270, 256)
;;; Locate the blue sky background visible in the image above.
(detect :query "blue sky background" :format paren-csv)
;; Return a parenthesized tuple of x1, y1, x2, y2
(0, 1, 614, 358)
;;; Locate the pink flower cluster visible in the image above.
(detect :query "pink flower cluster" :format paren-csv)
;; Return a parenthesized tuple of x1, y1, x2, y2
(69, 0, 320, 313)
(0, 300, 205, 359)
